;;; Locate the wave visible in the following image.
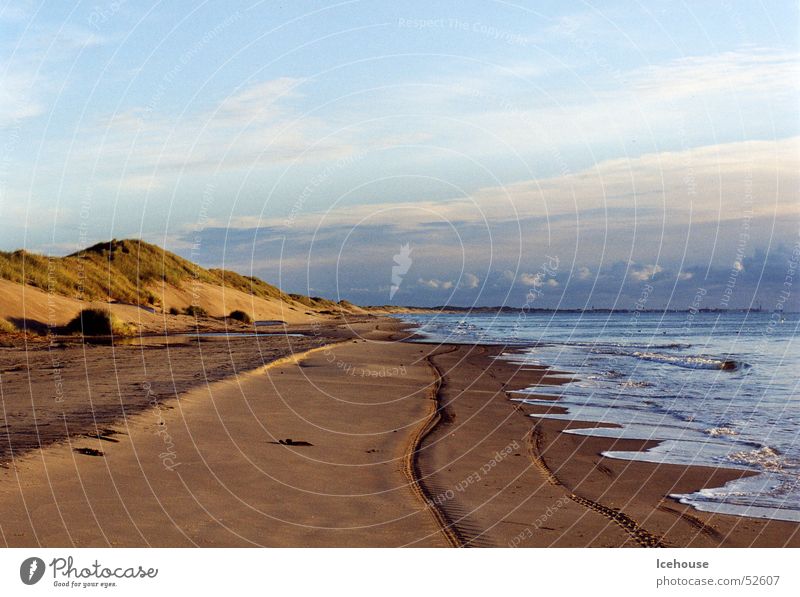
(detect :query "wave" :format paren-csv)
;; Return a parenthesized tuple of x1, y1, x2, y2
(705, 427, 738, 437)
(527, 340, 747, 371)
(621, 379, 654, 388)
(629, 351, 747, 370)
(727, 447, 799, 472)
(578, 345, 748, 370)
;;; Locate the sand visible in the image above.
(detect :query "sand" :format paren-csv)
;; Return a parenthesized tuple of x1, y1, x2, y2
(0, 321, 448, 546)
(0, 318, 797, 547)
(416, 343, 800, 547)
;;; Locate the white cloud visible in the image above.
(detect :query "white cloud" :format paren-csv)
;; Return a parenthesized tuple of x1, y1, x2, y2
(628, 49, 800, 102)
(70, 77, 354, 189)
(629, 264, 664, 281)
(501, 270, 516, 282)
(188, 136, 799, 288)
(248, 136, 799, 234)
(0, 21, 112, 127)
(677, 271, 694, 281)
(353, 48, 799, 162)
(417, 278, 454, 290)
(0, 69, 42, 124)
(215, 78, 303, 125)
(519, 273, 542, 286)
(461, 273, 480, 289)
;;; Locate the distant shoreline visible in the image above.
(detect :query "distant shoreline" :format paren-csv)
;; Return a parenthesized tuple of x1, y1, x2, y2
(369, 305, 793, 314)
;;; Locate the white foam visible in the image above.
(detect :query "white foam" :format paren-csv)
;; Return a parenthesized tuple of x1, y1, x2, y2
(705, 427, 738, 437)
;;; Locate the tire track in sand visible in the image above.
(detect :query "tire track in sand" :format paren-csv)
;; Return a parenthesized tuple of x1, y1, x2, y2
(402, 346, 465, 548)
(528, 424, 667, 548)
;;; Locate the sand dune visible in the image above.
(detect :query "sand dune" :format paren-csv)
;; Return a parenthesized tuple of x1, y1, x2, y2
(0, 240, 366, 334)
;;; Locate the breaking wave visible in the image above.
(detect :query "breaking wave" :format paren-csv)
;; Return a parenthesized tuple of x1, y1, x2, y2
(628, 351, 747, 370)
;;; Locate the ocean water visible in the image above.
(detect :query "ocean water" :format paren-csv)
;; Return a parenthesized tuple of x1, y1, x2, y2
(398, 311, 800, 522)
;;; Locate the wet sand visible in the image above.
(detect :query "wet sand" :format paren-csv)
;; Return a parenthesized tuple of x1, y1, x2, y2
(417, 343, 800, 547)
(1, 318, 797, 547)
(0, 321, 449, 546)
(0, 320, 357, 463)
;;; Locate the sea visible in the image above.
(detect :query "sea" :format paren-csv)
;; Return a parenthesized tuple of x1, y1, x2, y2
(397, 310, 800, 522)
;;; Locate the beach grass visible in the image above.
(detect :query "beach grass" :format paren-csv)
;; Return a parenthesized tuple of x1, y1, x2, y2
(183, 305, 209, 318)
(66, 308, 136, 336)
(0, 239, 297, 308)
(228, 309, 253, 324)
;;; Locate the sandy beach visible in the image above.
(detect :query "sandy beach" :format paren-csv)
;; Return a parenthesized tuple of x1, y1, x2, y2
(0, 317, 798, 547)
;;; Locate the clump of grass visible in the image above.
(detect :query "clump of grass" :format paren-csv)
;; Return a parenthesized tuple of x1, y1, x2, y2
(66, 308, 135, 336)
(0, 318, 17, 334)
(168, 306, 180, 316)
(228, 309, 252, 324)
(183, 305, 208, 317)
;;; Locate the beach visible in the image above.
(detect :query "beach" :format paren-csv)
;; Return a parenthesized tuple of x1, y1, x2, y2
(0, 317, 798, 547)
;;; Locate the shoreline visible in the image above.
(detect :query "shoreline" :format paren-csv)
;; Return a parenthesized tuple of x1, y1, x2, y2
(0, 317, 797, 547)
(413, 341, 800, 547)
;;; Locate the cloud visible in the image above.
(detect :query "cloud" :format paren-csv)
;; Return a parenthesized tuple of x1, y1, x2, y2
(0, 19, 113, 127)
(0, 68, 44, 125)
(628, 49, 800, 102)
(173, 133, 798, 311)
(500, 270, 516, 282)
(513, 273, 559, 288)
(215, 78, 304, 126)
(355, 47, 799, 164)
(629, 264, 664, 281)
(243, 136, 798, 236)
(69, 77, 355, 190)
(461, 273, 480, 289)
(417, 278, 454, 290)
(519, 273, 542, 287)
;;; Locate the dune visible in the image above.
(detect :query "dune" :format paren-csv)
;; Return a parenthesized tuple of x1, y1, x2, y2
(151, 280, 318, 324)
(0, 239, 366, 334)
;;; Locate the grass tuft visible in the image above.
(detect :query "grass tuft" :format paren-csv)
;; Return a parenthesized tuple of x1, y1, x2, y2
(183, 305, 208, 318)
(66, 308, 135, 336)
(228, 309, 252, 324)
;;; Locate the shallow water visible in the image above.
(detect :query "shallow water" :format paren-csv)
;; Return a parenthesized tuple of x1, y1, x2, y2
(398, 311, 800, 522)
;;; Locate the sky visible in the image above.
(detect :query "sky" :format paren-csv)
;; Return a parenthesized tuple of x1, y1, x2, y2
(1, 0, 798, 309)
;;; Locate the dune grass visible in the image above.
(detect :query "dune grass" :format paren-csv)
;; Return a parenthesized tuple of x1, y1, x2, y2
(0, 318, 17, 334)
(183, 305, 209, 317)
(227, 309, 253, 324)
(0, 239, 295, 307)
(0, 239, 366, 318)
(66, 308, 136, 337)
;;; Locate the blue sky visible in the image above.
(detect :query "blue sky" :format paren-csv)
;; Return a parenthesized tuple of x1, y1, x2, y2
(1, 1, 798, 308)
